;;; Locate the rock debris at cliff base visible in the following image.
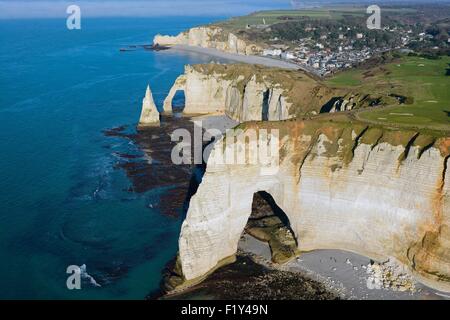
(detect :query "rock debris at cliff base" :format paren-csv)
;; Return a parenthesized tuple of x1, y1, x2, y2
(366, 259, 416, 292)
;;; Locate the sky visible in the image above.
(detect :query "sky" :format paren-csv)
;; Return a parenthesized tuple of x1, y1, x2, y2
(0, 0, 448, 19)
(0, 0, 290, 18)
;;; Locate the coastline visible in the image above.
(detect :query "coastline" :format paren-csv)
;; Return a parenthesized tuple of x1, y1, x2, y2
(160, 250, 340, 300)
(111, 103, 450, 301)
(156, 232, 450, 300)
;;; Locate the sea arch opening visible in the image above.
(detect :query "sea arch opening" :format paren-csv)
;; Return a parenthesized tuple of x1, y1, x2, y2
(171, 90, 186, 113)
(163, 75, 187, 113)
(242, 191, 299, 264)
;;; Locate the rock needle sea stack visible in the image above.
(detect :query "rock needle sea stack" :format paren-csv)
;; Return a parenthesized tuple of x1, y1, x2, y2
(138, 85, 160, 128)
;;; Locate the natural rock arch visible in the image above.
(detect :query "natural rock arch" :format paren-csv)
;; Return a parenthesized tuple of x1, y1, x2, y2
(178, 164, 293, 282)
(163, 75, 187, 112)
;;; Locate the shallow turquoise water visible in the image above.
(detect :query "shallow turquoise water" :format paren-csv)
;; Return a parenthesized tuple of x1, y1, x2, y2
(0, 17, 225, 299)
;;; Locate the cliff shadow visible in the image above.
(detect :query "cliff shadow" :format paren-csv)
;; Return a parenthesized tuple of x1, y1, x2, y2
(244, 191, 299, 264)
(181, 126, 222, 219)
(320, 96, 342, 113)
(262, 89, 270, 121)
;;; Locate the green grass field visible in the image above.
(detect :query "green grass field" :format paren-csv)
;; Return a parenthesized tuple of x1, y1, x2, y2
(215, 7, 417, 30)
(216, 8, 358, 29)
(326, 69, 363, 87)
(326, 56, 450, 131)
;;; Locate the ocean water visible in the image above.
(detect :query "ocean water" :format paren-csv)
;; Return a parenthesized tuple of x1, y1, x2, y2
(0, 17, 226, 299)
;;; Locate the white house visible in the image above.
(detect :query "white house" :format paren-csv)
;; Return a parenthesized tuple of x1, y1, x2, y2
(262, 49, 282, 57)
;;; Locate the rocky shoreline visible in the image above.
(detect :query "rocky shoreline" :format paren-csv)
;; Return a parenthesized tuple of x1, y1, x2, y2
(103, 113, 206, 218)
(158, 251, 340, 300)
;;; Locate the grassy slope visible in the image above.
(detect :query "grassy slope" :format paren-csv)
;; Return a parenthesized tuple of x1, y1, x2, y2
(215, 8, 355, 30)
(214, 7, 417, 30)
(326, 56, 450, 131)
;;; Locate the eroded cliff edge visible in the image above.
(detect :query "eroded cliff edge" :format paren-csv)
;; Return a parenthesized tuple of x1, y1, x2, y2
(176, 119, 450, 293)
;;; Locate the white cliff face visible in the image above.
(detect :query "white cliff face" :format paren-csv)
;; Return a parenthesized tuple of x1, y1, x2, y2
(164, 67, 232, 114)
(152, 33, 187, 46)
(178, 122, 450, 292)
(138, 85, 160, 127)
(153, 27, 263, 55)
(163, 65, 294, 121)
(184, 67, 233, 114)
(227, 33, 251, 55)
(241, 75, 268, 121)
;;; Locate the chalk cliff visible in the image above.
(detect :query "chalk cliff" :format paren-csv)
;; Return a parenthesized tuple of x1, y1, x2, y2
(163, 64, 345, 121)
(162, 64, 411, 120)
(153, 26, 263, 55)
(177, 120, 450, 292)
(138, 85, 160, 128)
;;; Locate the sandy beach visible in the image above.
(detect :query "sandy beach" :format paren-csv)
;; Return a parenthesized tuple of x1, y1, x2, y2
(168, 44, 320, 76)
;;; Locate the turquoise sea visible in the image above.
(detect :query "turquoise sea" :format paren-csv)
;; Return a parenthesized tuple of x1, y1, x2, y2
(0, 17, 226, 299)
